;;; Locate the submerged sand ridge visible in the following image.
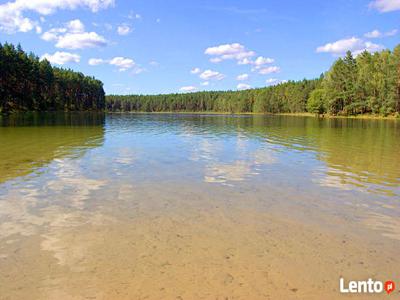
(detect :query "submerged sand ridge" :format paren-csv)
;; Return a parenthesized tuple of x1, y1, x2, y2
(0, 181, 399, 300)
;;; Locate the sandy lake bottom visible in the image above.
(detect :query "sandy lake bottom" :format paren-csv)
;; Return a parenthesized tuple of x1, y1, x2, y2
(0, 113, 399, 299)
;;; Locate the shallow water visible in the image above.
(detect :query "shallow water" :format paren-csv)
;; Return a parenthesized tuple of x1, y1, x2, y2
(0, 113, 399, 299)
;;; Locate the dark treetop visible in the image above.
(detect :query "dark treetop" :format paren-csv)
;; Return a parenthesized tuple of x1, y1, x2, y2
(0, 43, 105, 113)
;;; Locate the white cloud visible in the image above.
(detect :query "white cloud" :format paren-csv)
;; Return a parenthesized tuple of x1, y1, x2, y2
(237, 83, 251, 90)
(132, 67, 146, 75)
(117, 24, 131, 35)
(35, 25, 42, 34)
(364, 29, 382, 38)
(266, 78, 279, 85)
(236, 73, 249, 81)
(149, 61, 159, 66)
(316, 37, 383, 55)
(56, 31, 107, 49)
(238, 58, 252, 65)
(190, 67, 201, 74)
(41, 20, 107, 49)
(199, 69, 225, 81)
(254, 56, 274, 66)
(369, 0, 400, 12)
(258, 66, 280, 75)
(41, 51, 80, 65)
(89, 56, 136, 72)
(41, 27, 67, 41)
(0, 0, 114, 33)
(88, 58, 105, 65)
(0, 6, 36, 33)
(67, 19, 84, 33)
(179, 86, 197, 92)
(109, 57, 135, 71)
(128, 11, 141, 20)
(200, 81, 209, 86)
(317, 37, 363, 54)
(205, 43, 255, 63)
(365, 28, 398, 38)
(385, 29, 398, 36)
(353, 41, 384, 56)
(265, 78, 287, 86)
(210, 57, 223, 63)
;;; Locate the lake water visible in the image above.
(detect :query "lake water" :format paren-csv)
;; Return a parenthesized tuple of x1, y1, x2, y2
(0, 113, 399, 299)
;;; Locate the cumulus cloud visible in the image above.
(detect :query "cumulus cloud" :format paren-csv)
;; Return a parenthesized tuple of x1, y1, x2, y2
(117, 24, 132, 35)
(365, 28, 397, 38)
(41, 51, 80, 65)
(41, 27, 66, 41)
(41, 20, 107, 49)
(237, 83, 251, 90)
(258, 66, 280, 75)
(67, 19, 84, 33)
(266, 78, 287, 86)
(88, 58, 105, 65)
(316, 37, 383, 55)
(254, 56, 274, 66)
(190, 67, 201, 74)
(88, 56, 136, 71)
(109, 57, 135, 71)
(0, 0, 114, 33)
(365, 29, 382, 38)
(56, 31, 107, 49)
(199, 69, 225, 81)
(369, 0, 400, 12)
(179, 86, 197, 92)
(236, 73, 249, 81)
(205, 43, 255, 63)
(237, 58, 252, 65)
(250, 55, 275, 72)
(200, 81, 209, 86)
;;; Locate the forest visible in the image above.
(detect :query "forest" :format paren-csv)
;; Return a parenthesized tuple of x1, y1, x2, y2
(0, 43, 105, 113)
(107, 44, 400, 116)
(1, 43, 399, 116)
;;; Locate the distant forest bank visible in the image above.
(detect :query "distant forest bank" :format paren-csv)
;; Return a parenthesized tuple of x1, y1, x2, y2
(1, 43, 400, 117)
(0, 43, 105, 113)
(107, 44, 400, 117)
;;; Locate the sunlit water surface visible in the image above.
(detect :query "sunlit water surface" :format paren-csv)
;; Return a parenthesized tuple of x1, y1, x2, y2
(0, 113, 399, 299)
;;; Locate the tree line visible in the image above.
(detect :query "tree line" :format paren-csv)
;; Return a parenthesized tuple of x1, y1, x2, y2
(0, 43, 105, 113)
(1, 42, 399, 116)
(107, 44, 400, 116)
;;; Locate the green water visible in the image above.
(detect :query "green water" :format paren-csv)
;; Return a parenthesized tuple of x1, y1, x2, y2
(0, 113, 399, 299)
(0, 113, 398, 196)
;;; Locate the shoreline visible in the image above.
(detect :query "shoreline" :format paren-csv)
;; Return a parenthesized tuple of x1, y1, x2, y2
(107, 111, 400, 120)
(2, 110, 399, 120)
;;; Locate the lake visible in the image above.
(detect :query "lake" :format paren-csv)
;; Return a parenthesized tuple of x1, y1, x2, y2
(0, 113, 399, 299)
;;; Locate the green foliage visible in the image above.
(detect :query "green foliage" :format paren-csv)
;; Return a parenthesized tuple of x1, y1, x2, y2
(106, 79, 320, 113)
(307, 89, 326, 114)
(107, 45, 400, 116)
(322, 48, 400, 116)
(0, 43, 105, 113)
(2, 42, 400, 116)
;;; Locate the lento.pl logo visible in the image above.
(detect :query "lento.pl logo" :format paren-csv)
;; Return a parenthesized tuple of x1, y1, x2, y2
(339, 278, 396, 294)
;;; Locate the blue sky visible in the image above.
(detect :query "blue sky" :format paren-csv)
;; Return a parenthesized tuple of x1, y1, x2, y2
(0, 0, 399, 95)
